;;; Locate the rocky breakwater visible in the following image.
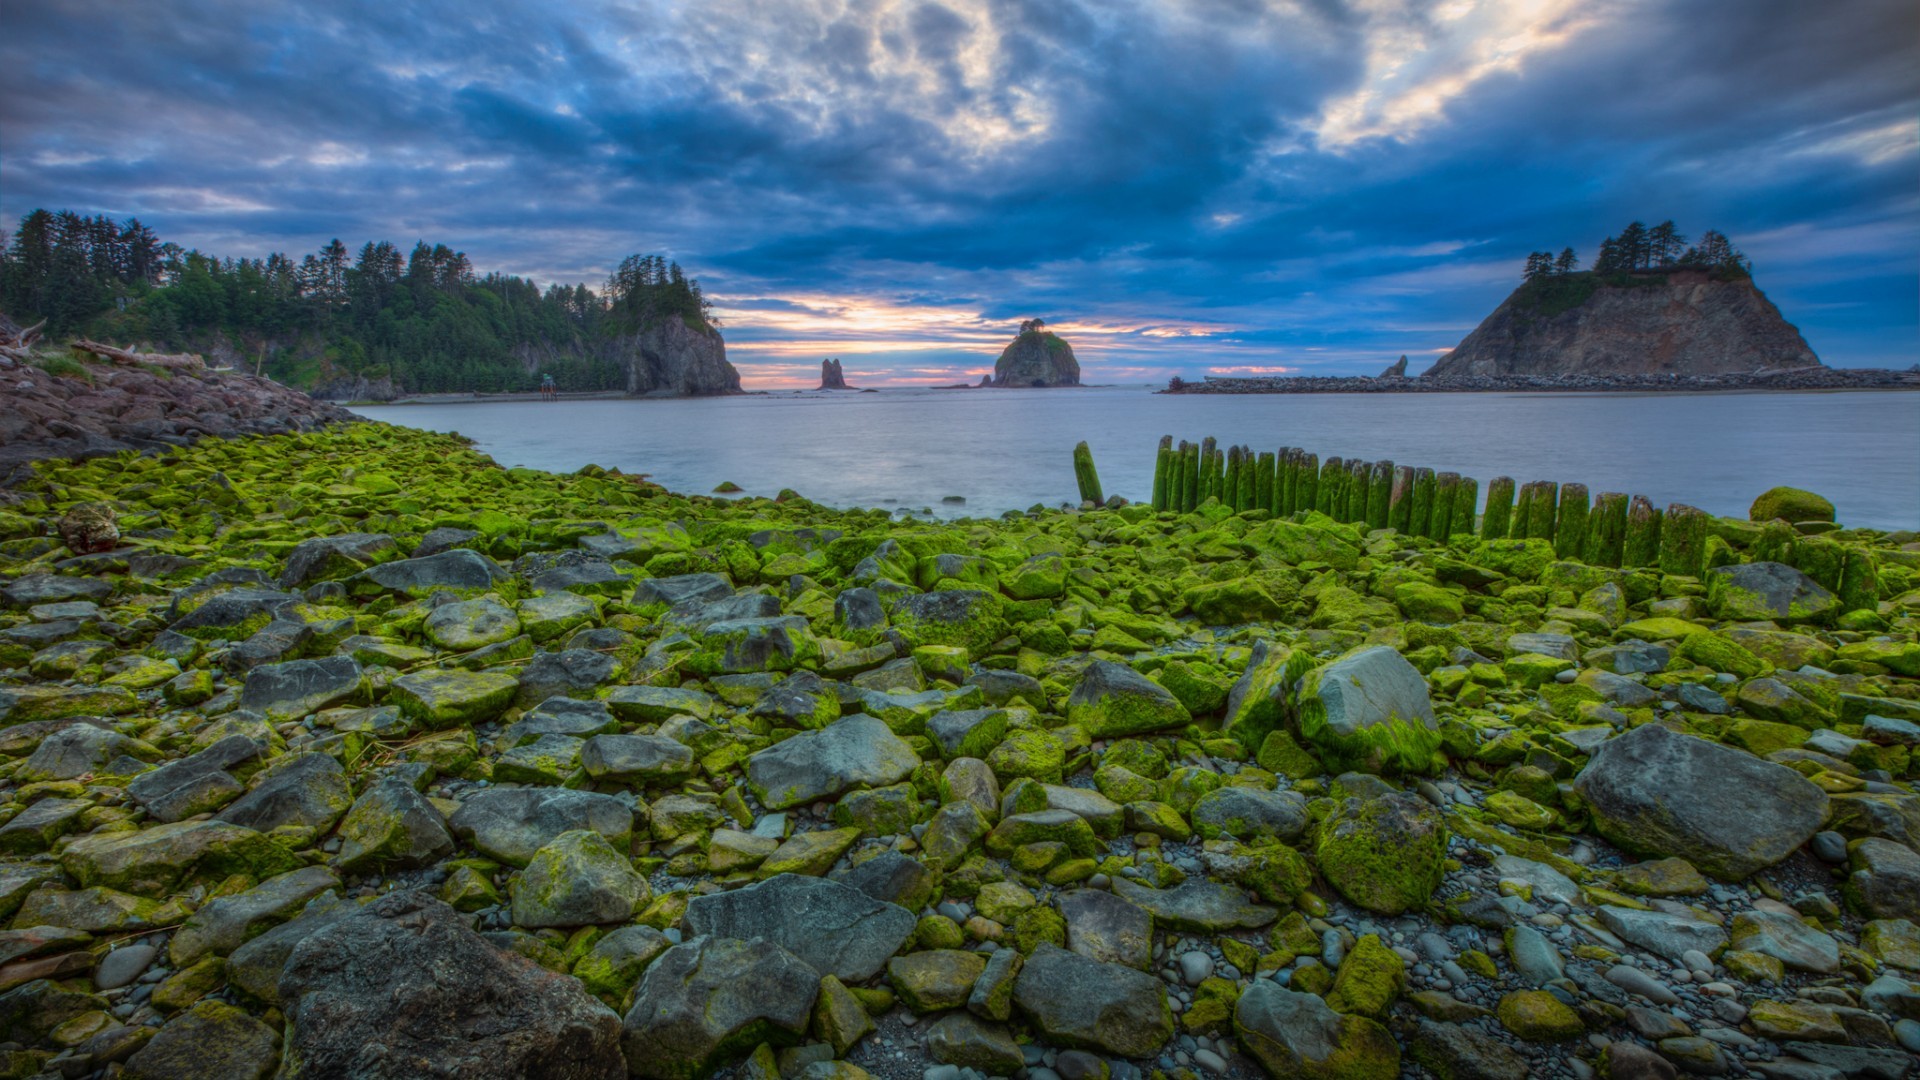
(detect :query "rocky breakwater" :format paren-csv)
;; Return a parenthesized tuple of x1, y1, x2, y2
(0, 423, 1916, 1080)
(0, 353, 355, 478)
(992, 321, 1080, 388)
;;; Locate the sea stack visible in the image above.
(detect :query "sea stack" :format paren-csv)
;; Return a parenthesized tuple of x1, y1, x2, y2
(818, 359, 853, 390)
(991, 319, 1081, 387)
(1428, 266, 1819, 379)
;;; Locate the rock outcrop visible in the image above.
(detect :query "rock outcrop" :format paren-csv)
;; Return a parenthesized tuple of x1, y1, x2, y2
(1427, 269, 1819, 379)
(511, 317, 741, 398)
(818, 359, 853, 390)
(0, 360, 355, 478)
(991, 324, 1080, 388)
(1379, 356, 1408, 378)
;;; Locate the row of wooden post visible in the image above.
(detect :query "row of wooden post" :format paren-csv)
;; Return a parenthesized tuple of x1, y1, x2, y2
(1148, 436, 1715, 575)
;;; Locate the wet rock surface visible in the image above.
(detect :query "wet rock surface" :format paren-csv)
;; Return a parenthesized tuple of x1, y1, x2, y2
(0, 422, 1915, 1080)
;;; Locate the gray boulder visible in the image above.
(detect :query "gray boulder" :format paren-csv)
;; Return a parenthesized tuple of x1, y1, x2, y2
(126, 734, 265, 823)
(20, 724, 148, 782)
(169, 865, 341, 967)
(1597, 905, 1729, 962)
(1849, 838, 1920, 920)
(683, 874, 915, 982)
(218, 752, 352, 834)
(1574, 723, 1829, 880)
(333, 775, 455, 873)
(581, 733, 695, 784)
(621, 936, 820, 1080)
(514, 649, 621, 707)
(449, 788, 636, 867)
(1065, 661, 1191, 738)
(1189, 787, 1309, 842)
(746, 714, 920, 810)
(512, 830, 651, 928)
(1010, 943, 1170, 1057)
(1295, 645, 1439, 772)
(279, 890, 624, 1079)
(1109, 878, 1277, 932)
(238, 656, 365, 721)
(279, 533, 399, 588)
(352, 549, 508, 595)
(1707, 562, 1839, 624)
(633, 573, 733, 610)
(1234, 981, 1400, 1080)
(1058, 887, 1153, 970)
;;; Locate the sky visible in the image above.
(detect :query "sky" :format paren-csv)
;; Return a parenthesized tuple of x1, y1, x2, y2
(2, 0, 1915, 388)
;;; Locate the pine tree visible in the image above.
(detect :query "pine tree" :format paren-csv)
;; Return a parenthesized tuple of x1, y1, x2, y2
(1649, 221, 1685, 266)
(1554, 247, 1578, 275)
(1617, 221, 1650, 270)
(1522, 251, 1553, 281)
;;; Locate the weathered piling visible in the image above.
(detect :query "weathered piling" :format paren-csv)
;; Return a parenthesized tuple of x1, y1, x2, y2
(1554, 483, 1590, 560)
(1409, 467, 1436, 538)
(1175, 438, 1190, 507)
(1430, 472, 1460, 541)
(1367, 461, 1394, 530)
(1316, 457, 1342, 516)
(1586, 492, 1628, 567)
(1200, 437, 1219, 502)
(1152, 436, 1173, 511)
(1344, 459, 1369, 523)
(1255, 452, 1275, 513)
(1298, 452, 1319, 514)
(1451, 476, 1479, 537)
(1223, 446, 1243, 510)
(1481, 477, 1515, 539)
(1238, 447, 1258, 511)
(1388, 466, 1414, 533)
(1073, 441, 1104, 506)
(1273, 449, 1293, 514)
(1659, 503, 1708, 577)
(1623, 496, 1663, 567)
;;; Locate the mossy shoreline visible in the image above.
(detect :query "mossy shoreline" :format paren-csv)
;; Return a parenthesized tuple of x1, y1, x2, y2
(0, 420, 1916, 1080)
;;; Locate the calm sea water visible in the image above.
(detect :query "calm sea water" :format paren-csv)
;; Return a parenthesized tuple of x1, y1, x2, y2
(351, 386, 1920, 529)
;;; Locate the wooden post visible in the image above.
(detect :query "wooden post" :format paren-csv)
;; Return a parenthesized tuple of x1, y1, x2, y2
(1623, 496, 1662, 567)
(1073, 441, 1104, 506)
(1451, 476, 1479, 539)
(1255, 451, 1275, 513)
(1152, 436, 1172, 511)
(1388, 466, 1414, 534)
(1199, 437, 1218, 502)
(1554, 483, 1590, 560)
(1659, 503, 1708, 577)
(1524, 481, 1559, 541)
(1182, 441, 1201, 513)
(1409, 467, 1436, 538)
(1316, 457, 1342, 516)
(1585, 492, 1628, 567)
(1481, 477, 1514, 540)
(1298, 452, 1319, 515)
(1430, 472, 1459, 541)
(1367, 461, 1393, 530)
(1345, 459, 1370, 523)
(1223, 446, 1243, 510)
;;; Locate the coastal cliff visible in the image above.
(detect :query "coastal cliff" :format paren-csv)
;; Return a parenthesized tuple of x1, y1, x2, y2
(991, 321, 1080, 387)
(509, 316, 742, 398)
(1427, 268, 1819, 379)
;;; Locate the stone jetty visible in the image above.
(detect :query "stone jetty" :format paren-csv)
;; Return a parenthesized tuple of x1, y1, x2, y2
(0, 415, 1914, 1080)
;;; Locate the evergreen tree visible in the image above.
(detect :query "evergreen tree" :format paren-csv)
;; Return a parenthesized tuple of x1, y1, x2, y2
(1553, 247, 1578, 275)
(1617, 221, 1650, 269)
(1522, 251, 1553, 281)
(1649, 221, 1685, 266)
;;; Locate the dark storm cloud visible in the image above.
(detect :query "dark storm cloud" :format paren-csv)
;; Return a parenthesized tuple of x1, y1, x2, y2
(0, 0, 1913, 381)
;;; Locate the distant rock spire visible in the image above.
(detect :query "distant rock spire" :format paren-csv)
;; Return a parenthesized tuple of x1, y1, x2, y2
(818, 358, 853, 389)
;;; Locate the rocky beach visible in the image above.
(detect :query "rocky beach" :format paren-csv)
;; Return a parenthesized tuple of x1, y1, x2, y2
(0, 366, 1911, 1080)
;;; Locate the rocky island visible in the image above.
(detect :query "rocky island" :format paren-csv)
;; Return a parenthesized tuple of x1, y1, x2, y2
(0, 337, 1915, 1080)
(991, 320, 1080, 388)
(1167, 222, 1916, 394)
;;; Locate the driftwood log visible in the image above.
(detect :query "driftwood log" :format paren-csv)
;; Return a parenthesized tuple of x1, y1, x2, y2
(0, 314, 45, 367)
(69, 339, 205, 370)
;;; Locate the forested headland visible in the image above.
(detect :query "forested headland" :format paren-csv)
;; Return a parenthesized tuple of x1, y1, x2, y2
(0, 209, 714, 394)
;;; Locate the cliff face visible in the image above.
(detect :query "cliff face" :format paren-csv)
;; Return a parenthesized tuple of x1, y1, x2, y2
(1426, 270, 1820, 379)
(508, 316, 742, 397)
(615, 318, 741, 397)
(992, 330, 1081, 387)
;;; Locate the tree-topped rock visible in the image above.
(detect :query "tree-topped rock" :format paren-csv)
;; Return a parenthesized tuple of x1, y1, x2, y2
(991, 319, 1080, 387)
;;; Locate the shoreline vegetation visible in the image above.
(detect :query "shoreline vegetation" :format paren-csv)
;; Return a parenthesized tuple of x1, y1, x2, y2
(0, 407, 1915, 1078)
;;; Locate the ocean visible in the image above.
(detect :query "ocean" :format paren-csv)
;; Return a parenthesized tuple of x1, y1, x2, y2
(351, 386, 1920, 529)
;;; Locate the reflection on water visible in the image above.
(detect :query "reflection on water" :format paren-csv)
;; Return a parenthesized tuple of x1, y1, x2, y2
(352, 386, 1920, 529)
